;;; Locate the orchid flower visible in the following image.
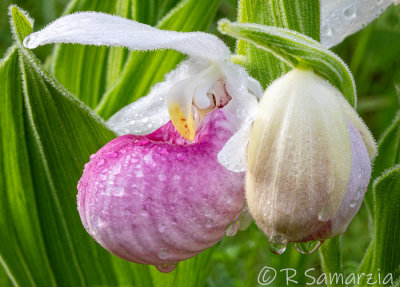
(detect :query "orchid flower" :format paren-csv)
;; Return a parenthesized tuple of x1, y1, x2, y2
(23, 12, 261, 271)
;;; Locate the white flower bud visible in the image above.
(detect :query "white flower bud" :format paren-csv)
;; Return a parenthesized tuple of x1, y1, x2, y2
(246, 68, 376, 245)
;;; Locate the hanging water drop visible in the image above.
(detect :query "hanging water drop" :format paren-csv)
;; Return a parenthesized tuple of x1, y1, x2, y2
(292, 240, 322, 255)
(155, 263, 177, 273)
(158, 247, 170, 260)
(268, 241, 287, 255)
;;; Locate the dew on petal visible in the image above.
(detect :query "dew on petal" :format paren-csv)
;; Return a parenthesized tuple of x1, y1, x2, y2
(158, 174, 167, 182)
(113, 186, 125, 197)
(97, 159, 105, 166)
(292, 240, 322, 255)
(205, 218, 214, 229)
(158, 247, 170, 260)
(318, 204, 331, 222)
(343, 6, 356, 19)
(176, 153, 186, 161)
(349, 200, 357, 208)
(356, 186, 362, 198)
(108, 151, 118, 158)
(135, 169, 144, 178)
(155, 263, 177, 273)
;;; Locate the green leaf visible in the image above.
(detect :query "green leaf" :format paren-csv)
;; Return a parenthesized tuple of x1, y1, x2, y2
(50, 0, 180, 108)
(1, 6, 154, 286)
(318, 237, 345, 287)
(365, 111, 400, 222)
(218, 20, 357, 107)
(96, 0, 221, 119)
(133, 0, 180, 26)
(372, 166, 400, 280)
(236, 0, 320, 87)
(50, 0, 131, 109)
(358, 165, 400, 284)
(150, 247, 215, 287)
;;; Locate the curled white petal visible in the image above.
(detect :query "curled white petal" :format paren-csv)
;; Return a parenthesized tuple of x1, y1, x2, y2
(107, 59, 213, 135)
(23, 12, 230, 61)
(321, 0, 397, 48)
(218, 122, 252, 172)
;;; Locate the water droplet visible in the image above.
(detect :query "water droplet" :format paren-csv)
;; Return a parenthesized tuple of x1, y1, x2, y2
(90, 154, 95, 160)
(292, 240, 322, 255)
(176, 153, 186, 161)
(135, 169, 144, 178)
(92, 215, 103, 228)
(356, 186, 362, 198)
(269, 242, 287, 255)
(322, 25, 333, 37)
(158, 174, 167, 182)
(113, 186, 125, 197)
(140, 210, 148, 217)
(155, 263, 177, 273)
(108, 152, 118, 158)
(343, 6, 356, 18)
(119, 148, 127, 154)
(173, 175, 181, 181)
(112, 163, 122, 175)
(158, 247, 170, 259)
(137, 139, 150, 146)
(97, 159, 105, 166)
(349, 200, 357, 208)
(225, 220, 239, 236)
(318, 205, 331, 222)
(142, 117, 149, 123)
(99, 174, 107, 181)
(205, 219, 214, 229)
(157, 147, 169, 155)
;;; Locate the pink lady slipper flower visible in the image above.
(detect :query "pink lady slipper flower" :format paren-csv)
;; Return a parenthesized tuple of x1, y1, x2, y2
(23, 12, 261, 271)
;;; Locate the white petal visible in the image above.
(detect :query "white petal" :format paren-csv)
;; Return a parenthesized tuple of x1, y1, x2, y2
(23, 12, 230, 61)
(247, 76, 263, 99)
(107, 58, 211, 135)
(321, 0, 396, 48)
(218, 122, 252, 172)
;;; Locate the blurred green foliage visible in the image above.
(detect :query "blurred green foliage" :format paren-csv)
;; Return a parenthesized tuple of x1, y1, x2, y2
(0, 1, 399, 287)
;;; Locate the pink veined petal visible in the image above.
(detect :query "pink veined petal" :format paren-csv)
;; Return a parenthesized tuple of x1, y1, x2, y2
(77, 109, 245, 265)
(302, 120, 371, 241)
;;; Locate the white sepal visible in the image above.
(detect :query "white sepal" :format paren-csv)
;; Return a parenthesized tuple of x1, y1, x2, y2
(321, 0, 397, 48)
(23, 12, 230, 61)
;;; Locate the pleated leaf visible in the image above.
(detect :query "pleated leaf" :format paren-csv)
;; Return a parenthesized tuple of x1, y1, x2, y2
(218, 20, 356, 107)
(365, 111, 400, 221)
(358, 165, 400, 284)
(236, 0, 320, 88)
(1, 6, 154, 286)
